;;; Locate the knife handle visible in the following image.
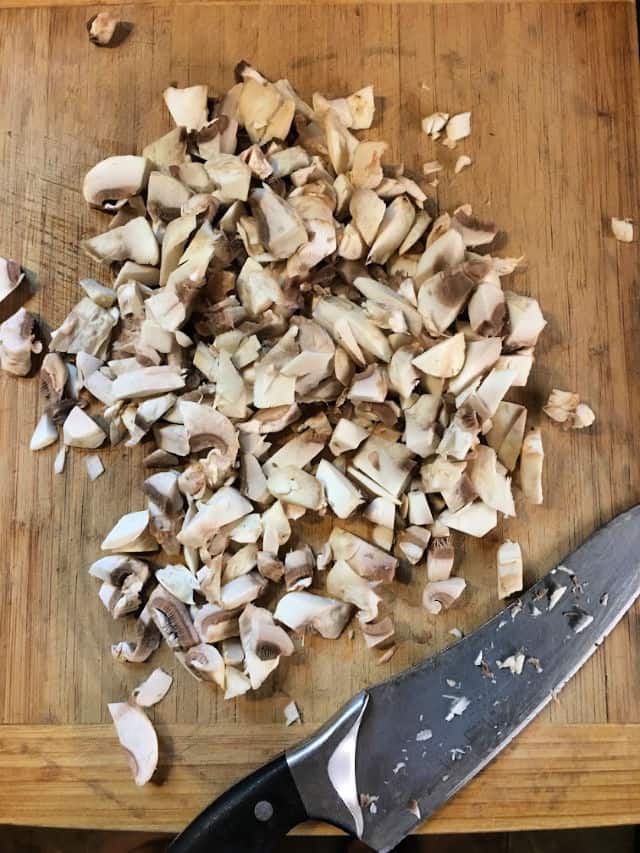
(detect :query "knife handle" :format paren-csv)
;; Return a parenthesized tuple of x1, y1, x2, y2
(167, 753, 309, 853)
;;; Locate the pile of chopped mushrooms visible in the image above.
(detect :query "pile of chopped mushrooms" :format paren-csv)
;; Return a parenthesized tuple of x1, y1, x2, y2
(0, 60, 599, 786)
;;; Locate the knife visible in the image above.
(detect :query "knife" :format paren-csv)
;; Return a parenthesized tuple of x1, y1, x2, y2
(168, 505, 640, 852)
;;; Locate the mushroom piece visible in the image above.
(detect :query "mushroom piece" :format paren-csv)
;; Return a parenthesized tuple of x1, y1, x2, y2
(163, 84, 208, 131)
(178, 487, 253, 549)
(485, 401, 527, 470)
(324, 109, 359, 174)
(611, 217, 634, 242)
(156, 564, 200, 605)
(82, 156, 148, 209)
(223, 544, 259, 582)
(85, 454, 105, 481)
(101, 509, 158, 552)
(315, 459, 363, 519)
(107, 702, 158, 786)
(495, 350, 533, 387)
(261, 501, 292, 554)
(79, 278, 117, 309)
(220, 571, 268, 610)
(422, 577, 466, 614)
(504, 292, 546, 350)
(193, 604, 241, 644)
(0, 308, 41, 375)
(417, 256, 488, 334)
(179, 643, 226, 688)
(451, 206, 496, 247)
(448, 337, 502, 396)
(350, 141, 387, 190)
(0, 256, 24, 303)
(274, 591, 352, 639)
(352, 276, 423, 337)
(313, 295, 391, 363)
(358, 612, 395, 650)
(518, 427, 544, 504)
(438, 501, 498, 537)
(329, 418, 369, 456)
(205, 154, 251, 203)
(403, 395, 440, 458)
(50, 298, 118, 357)
(467, 444, 515, 517)
(407, 489, 433, 526)
(147, 585, 199, 650)
(53, 446, 67, 474)
(364, 496, 396, 529)
(132, 669, 173, 708)
(30, 413, 58, 451)
(352, 434, 415, 498)
(348, 364, 388, 404)
(497, 540, 523, 599)
(224, 667, 252, 699)
(239, 603, 294, 690)
(468, 281, 505, 336)
(422, 112, 449, 139)
(82, 217, 159, 266)
(444, 112, 471, 146)
(396, 526, 431, 565)
(368, 197, 416, 265)
(326, 559, 381, 623)
(427, 537, 455, 581)
(350, 188, 386, 245)
(111, 366, 185, 400)
(63, 406, 107, 448)
(412, 333, 466, 379)
(267, 465, 326, 511)
(250, 185, 307, 260)
(543, 389, 595, 429)
(180, 401, 239, 474)
(283, 546, 315, 591)
(329, 528, 397, 583)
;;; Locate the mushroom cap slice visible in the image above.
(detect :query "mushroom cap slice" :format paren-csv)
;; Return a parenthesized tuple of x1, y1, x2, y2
(267, 465, 326, 511)
(132, 668, 173, 708)
(329, 527, 398, 583)
(179, 643, 226, 687)
(82, 156, 149, 209)
(315, 459, 363, 520)
(422, 577, 466, 614)
(274, 591, 352, 639)
(107, 702, 158, 786)
(163, 84, 208, 131)
(326, 559, 381, 623)
(239, 603, 294, 690)
(178, 487, 253, 549)
(438, 501, 497, 538)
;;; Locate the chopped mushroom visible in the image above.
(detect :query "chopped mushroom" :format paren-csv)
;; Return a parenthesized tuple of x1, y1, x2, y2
(30, 413, 58, 451)
(108, 702, 158, 786)
(518, 428, 544, 504)
(0, 308, 41, 375)
(423, 578, 466, 614)
(239, 604, 294, 689)
(87, 12, 123, 47)
(274, 591, 352, 639)
(132, 669, 173, 708)
(0, 257, 24, 303)
(611, 217, 634, 243)
(543, 389, 595, 430)
(497, 540, 523, 599)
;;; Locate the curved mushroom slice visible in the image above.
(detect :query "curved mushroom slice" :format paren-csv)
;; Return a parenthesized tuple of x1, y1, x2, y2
(156, 565, 199, 605)
(267, 465, 326, 511)
(326, 559, 381, 623)
(403, 395, 440, 458)
(448, 337, 502, 396)
(178, 643, 226, 688)
(101, 509, 158, 552)
(497, 540, 523, 599)
(324, 110, 359, 174)
(283, 546, 315, 592)
(451, 206, 496, 247)
(82, 156, 149, 209)
(0, 257, 24, 303)
(261, 500, 291, 554)
(111, 604, 162, 663)
(239, 603, 294, 690)
(368, 196, 416, 264)
(147, 585, 199, 650)
(485, 401, 527, 471)
(193, 603, 240, 643)
(30, 413, 58, 450)
(329, 528, 397, 583)
(236, 258, 283, 317)
(180, 401, 239, 479)
(274, 591, 352, 639)
(467, 443, 515, 517)
(111, 366, 185, 401)
(163, 84, 208, 131)
(132, 668, 173, 708)
(0, 308, 41, 376)
(178, 487, 253, 549)
(468, 280, 505, 336)
(415, 227, 465, 286)
(358, 611, 395, 650)
(363, 496, 396, 529)
(338, 223, 367, 260)
(224, 667, 252, 699)
(518, 427, 544, 504)
(82, 217, 159, 266)
(422, 577, 466, 614)
(399, 210, 432, 256)
(221, 571, 268, 610)
(79, 278, 117, 309)
(142, 127, 188, 172)
(108, 702, 158, 786)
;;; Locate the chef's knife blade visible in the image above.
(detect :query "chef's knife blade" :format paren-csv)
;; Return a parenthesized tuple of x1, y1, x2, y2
(169, 506, 640, 853)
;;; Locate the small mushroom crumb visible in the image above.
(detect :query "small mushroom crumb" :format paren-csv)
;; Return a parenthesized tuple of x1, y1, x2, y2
(284, 700, 301, 726)
(496, 652, 525, 675)
(54, 446, 67, 475)
(454, 155, 472, 174)
(543, 389, 595, 430)
(600, 592, 609, 607)
(407, 799, 421, 820)
(392, 762, 406, 774)
(449, 627, 464, 639)
(85, 454, 105, 481)
(527, 656, 543, 673)
(548, 582, 567, 611)
(87, 12, 126, 47)
(611, 217, 634, 243)
(565, 606, 594, 633)
(360, 793, 380, 811)
(444, 695, 470, 721)
(474, 651, 483, 666)
(416, 728, 432, 742)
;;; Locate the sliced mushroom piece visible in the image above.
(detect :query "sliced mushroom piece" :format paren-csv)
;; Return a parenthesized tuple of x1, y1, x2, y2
(101, 509, 158, 552)
(349, 188, 385, 245)
(267, 465, 325, 511)
(422, 112, 449, 139)
(223, 544, 259, 583)
(495, 350, 534, 387)
(348, 364, 388, 403)
(403, 394, 440, 458)
(178, 643, 226, 688)
(315, 459, 363, 519)
(30, 412, 58, 451)
(447, 337, 502, 396)
(79, 278, 117, 309)
(0, 257, 24, 303)
(398, 210, 432, 256)
(324, 109, 359, 174)
(263, 427, 328, 476)
(451, 206, 496, 247)
(352, 276, 423, 337)
(504, 291, 546, 350)
(87, 11, 122, 46)
(352, 434, 414, 499)
(196, 555, 223, 605)
(257, 550, 285, 583)
(108, 702, 158, 786)
(417, 257, 490, 335)
(358, 611, 396, 650)
(82, 217, 159, 266)
(468, 367, 516, 421)
(427, 537, 455, 581)
(368, 197, 416, 265)
(313, 295, 391, 363)
(396, 526, 431, 565)
(111, 366, 185, 401)
(132, 669, 173, 708)
(53, 446, 67, 474)
(156, 564, 200, 605)
(163, 84, 208, 131)
(283, 546, 315, 592)
(485, 401, 527, 470)
(220, 571, 268, 611)
(239, 404, 301, 436)
(82, 156, 148, 209)
(407, 489, 433, 526)
(142, 127, 188, 172)
(497, 540, 523, 599)
(422, 577, 466, 614)
(178, 487, 253, 549)
(412, 333, 465, 379)
(364, 496, 396, 530)
(249, 185, 308, 260)
(415, 227, 465, 284)
(239, 603, 294, 690)
(261, 500, 292, 554)
(350, 141, 387, 190)
(338, 223, 367, 260)
(51, 298, 119, 358)
(329, 417, 369, 456)
(274, 591, 352, 639)
(61, 406, 106, 449)
(468, 281, 505, 336)
(0, 308, 41, 375)
(224, 667, 252, 699)
(444, 112, 471, 146)
(467, 444, 515, 516)
(192, 604, 241, 644)
(518, 427, 544, 504)
(438, 501, 497, 537)
(329, 528, 397, 583)
(326, 559, 381, 623)
(147, 585, 199, 650)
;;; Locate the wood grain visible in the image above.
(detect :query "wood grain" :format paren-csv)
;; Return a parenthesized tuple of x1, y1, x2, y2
(0, 0, 639, 834)
(1, 723, 639, 834)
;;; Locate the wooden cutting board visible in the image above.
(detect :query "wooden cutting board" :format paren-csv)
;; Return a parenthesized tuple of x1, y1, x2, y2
(1, 0, 639, 836)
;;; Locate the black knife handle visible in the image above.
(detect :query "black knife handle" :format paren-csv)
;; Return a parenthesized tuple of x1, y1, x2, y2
(167, 753, 309, 853)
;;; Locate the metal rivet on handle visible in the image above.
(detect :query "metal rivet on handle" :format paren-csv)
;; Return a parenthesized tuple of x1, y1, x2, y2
(254, 800, 274, 822)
